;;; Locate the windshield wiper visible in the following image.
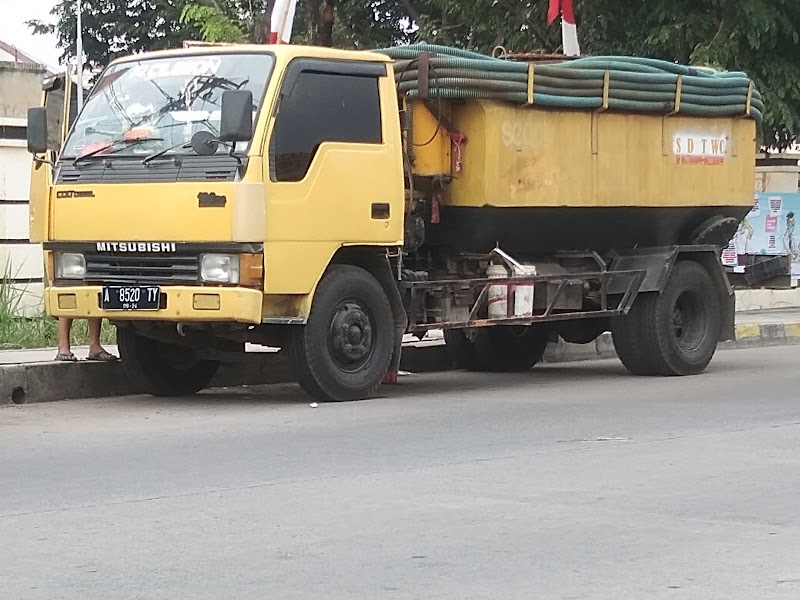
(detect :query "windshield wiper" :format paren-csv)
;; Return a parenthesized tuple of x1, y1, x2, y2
(142, 141, 191, 166)
(143, 130, 244, 167)
(73, 136, 163, 166)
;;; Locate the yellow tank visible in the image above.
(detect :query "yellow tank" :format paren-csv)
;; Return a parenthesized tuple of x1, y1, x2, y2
(409, 98, 757, 254)
(382, 42, 762, 255)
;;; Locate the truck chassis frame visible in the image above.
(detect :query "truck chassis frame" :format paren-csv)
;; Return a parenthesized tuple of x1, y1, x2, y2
(403, 269, 646, 334)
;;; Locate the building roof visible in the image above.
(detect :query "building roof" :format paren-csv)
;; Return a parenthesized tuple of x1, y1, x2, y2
(0, 40, 40, 63)
(0, 39, 56, 74)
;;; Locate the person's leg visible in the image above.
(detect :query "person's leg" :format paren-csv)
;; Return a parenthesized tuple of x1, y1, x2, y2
(88, 318, 102, 352)
(87, 319, 118, 361)
(56, 318, 76, 361)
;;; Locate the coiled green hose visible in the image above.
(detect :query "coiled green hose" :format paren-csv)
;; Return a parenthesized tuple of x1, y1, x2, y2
(373, 43, 763, 130)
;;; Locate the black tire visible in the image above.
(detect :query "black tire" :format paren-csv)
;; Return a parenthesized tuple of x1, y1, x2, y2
(448, 326, 550, 373)
(444, 329, 482, 370)
(117, 327, 219, 396)
(287, 265, 394, 402)
(688, 216, 739, 248)
(612, 261, 722, 376)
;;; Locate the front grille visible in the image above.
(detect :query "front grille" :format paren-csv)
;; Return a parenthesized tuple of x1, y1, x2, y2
(55, 155, 241, 184)
(84, 252, 200, 285)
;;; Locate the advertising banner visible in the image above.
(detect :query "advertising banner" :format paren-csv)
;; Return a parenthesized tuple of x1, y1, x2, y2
(722, 192, 800, 276)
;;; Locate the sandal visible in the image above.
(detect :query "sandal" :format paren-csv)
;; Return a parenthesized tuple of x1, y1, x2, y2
(55, 352, 78, 362)
(87, 350, 119, 362)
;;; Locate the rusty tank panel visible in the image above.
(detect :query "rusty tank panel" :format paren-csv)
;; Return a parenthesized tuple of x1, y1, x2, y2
(417, 99, 757, 253)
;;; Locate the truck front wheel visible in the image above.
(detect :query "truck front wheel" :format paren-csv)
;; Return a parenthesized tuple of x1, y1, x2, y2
(612, 261, 721, 376)
(445, 326, 550, 372)
(288, 265, 394, 402)
(117, 327, 220, 396)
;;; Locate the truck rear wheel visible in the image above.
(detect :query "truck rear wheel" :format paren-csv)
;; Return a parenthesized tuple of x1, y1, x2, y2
(117, 327, 219, 396)
(612, 261, 721, 376)
(288, 265, 394, 402)
(445, 326, 550, 372)
(443, 329, 482, 370)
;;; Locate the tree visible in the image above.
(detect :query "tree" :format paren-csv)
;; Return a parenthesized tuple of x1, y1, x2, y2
(332, 0, 412, 48)
(179, 0, 274, 43)
(386, 0, 800, 149)
(396, 0, 560, 52)
(310, 0, 336, 46)
(28, 0, 202, 71)
(574, 0, 800, 150)
(179, 0, 413, 48)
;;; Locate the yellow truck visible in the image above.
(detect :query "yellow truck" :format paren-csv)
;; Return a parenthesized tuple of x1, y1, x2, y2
(26, 43, 761, 402)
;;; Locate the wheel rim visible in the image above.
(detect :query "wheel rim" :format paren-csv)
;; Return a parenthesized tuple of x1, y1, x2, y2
(672, 290, 706, 352)
(327, 299, 376, 373)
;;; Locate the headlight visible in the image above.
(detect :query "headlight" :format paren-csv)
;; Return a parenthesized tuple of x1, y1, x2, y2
(200, 253, 240, 284)
(55, 253, 86, 280)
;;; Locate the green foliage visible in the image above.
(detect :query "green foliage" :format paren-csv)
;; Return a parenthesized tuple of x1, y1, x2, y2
(394, 0, 559, 52)
(176, 1, 411, 47)
(180, 4, 247, 43)
(28, 0, 203, 71)
(577, 0, 800, 149)
(0, 264, 114, 350)
(179, 0, 275, 44)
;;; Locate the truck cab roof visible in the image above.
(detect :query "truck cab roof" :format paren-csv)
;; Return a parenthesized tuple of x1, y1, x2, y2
(108, 43, 393, 68)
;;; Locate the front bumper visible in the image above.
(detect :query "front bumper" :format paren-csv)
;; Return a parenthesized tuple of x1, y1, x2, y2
(45, 285, 264, 324)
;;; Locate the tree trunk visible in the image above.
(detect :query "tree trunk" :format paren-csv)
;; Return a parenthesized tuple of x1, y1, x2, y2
(310, 0, 337, 46)
(252, 0, 275, 44)
(676, 24, 692, 65)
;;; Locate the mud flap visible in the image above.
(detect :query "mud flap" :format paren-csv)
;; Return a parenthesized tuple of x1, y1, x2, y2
(720, 289, 736, 342)
(383, 283, 408, 385)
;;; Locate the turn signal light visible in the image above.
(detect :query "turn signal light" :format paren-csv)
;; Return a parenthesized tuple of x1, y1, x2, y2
(239, 253, 264, 288)
(45, 251, 55, 282)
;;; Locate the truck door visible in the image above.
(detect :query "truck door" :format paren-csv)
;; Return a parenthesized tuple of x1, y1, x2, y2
(263, 58, 405, 294)
(29, 73, 78, 242)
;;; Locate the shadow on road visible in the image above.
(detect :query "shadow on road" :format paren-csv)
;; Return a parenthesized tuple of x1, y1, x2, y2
(113, 357, 642, 409)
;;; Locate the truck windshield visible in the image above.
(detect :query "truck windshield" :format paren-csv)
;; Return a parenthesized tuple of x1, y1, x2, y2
(60, 53, 275, 160)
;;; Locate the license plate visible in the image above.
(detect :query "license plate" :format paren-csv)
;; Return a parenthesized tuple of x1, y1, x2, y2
(101, 286, 161, 311)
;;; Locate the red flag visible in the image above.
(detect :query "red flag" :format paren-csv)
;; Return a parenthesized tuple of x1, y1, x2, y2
(548, 0, 580, 55)
(547, 0, 560, 25)
(548, 0, 575, 25)
(562, 0, 576, 25)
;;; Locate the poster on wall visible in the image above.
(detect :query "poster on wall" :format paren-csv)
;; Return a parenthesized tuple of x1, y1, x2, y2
(722, 192, 800, 276)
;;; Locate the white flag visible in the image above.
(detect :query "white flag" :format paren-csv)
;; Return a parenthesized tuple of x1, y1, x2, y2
(270, 0, 297, 44)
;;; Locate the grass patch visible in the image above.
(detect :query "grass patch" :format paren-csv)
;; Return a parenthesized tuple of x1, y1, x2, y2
(0, 269, 115, 350)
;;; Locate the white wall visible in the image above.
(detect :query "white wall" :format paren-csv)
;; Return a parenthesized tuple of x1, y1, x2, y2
(0, 122, 44, 317)
(755, 153, 800, 194)
(0, 63, 49, 317)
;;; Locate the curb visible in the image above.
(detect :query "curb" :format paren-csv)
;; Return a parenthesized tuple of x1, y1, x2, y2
(542, 322, 800, 363)
(2, 322, 799, 406)
(0, 354, 299, 407)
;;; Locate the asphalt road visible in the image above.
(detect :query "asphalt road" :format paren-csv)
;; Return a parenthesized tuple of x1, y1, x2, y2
(2, 346, 800, 600)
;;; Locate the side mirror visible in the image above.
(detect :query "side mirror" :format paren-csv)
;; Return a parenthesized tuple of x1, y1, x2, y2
(27, 107, 49, 154)
(219, 90, 254, 143)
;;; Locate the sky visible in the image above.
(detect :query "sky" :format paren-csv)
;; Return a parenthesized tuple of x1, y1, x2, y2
(0, 0, 61, 69)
